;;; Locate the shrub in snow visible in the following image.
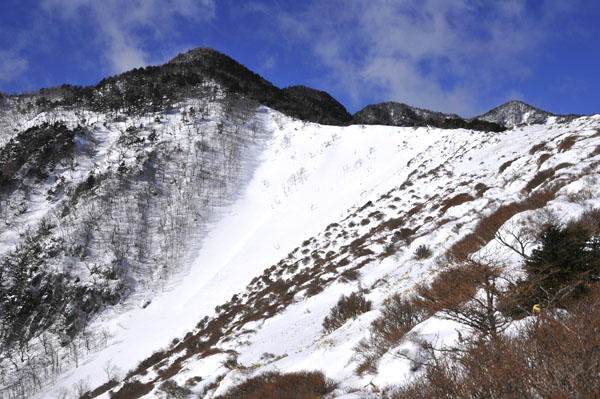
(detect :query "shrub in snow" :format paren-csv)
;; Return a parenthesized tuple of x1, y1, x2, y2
(414, 244, 432, 260)
(354, 295, 428, 375)
(158, 380, 192, 398)
(387, 288, 600, 399)
(322, 292, 372, 334)
(417, 260, 510, 338)
(108, 379, 153, 399)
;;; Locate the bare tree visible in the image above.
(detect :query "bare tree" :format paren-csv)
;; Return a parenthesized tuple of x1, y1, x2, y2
(417, 255, 511, 339)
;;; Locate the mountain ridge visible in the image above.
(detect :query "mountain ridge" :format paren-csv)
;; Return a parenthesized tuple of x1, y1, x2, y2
(6, 46, 575, 130)
(352, 101, 505, 131)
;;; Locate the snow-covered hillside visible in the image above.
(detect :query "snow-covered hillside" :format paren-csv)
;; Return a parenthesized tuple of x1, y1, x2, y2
(9, 104, 595, 398)
(1, 49, 599, 398)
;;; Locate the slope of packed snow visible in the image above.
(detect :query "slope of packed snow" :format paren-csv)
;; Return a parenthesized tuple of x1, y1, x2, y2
(23, 109, 600, 398)
(30, 109, 433, 397)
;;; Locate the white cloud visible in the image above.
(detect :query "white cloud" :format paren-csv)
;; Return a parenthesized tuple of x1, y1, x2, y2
(269, 0, 567, 116)
(0, 51, 28, 83)
(41, 0, 217, 73)
(260, 54, 277, 72)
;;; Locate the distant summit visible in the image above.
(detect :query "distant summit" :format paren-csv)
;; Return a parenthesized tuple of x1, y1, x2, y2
(474, 100, 579, 127)
(168, 48, 352, 125)
(352, 102, 505, 132)
(35, 47, 352, 125)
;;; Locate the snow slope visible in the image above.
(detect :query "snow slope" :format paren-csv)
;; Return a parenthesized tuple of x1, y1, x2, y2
(27, 108, 600, 398)
(0, 91, 600, 398)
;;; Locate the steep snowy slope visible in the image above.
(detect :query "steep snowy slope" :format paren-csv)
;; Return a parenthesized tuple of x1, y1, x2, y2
(0, 85, 276, 398)
(25, 109, 600, 398)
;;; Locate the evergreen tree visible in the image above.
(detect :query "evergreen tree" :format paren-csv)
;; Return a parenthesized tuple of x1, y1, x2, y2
(524, 223, 600, 304)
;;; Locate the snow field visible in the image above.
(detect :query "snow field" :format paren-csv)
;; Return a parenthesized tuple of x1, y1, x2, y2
(24, 108, 600, 398)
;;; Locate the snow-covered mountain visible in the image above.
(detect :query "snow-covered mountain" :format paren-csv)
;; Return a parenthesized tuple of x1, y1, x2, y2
(353, 102, 460, 126)
(1, 48, 599, 399)
(474, 100, 579, 127)
(352, 102, 504, 131)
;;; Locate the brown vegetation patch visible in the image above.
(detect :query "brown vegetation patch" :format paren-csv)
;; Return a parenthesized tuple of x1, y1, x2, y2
(81, 380, 119, 399)
(214, 371, 336, 399)
(536, 152, 552, 167)
(498, 157, 518, 174)
(569, 208, 600, 236)
(523, 168, 555, 193)
(109, 380, 154, 399)
(339, 268, 361, 282)
(414, 245, 432, 260)
(358, 200, 374, 212)
(158, 380, 192, 398)
(589, 144, 600, 158)
(528, 141, 548, 155)
(368, 210, 385, 220)
(354, 295, 428, 375)
(406, 203, 424, 218)
(554, 162, 574, 171)
(126, 350, 168, 378)
(439, 193, 475, 215)
(447, 190, 556, 262)
(322, 292, 372, 333)
(474, 183, 490, 198)
(369, 217, 405, 236)
(400, 179, 414, 189)
(325, 222, 339, 231)
(557, 134, 578, 152)
(417, 266, 479, 313)
(388, 289, 600, 399)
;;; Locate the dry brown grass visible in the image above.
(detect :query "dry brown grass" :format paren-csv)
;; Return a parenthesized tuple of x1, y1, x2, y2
(498, 157, 519, 174)
(417, 260, 510, 337)
(417, 266, 479, 313)
(439, 193, 475, 215)
(568, 208, 600, 236)
(354, 295, 428, 375)
(387, 287, 600, 399)
(108, 380, 154, 399)
(523, 168, 555, 193)
(406, 203, 424, 218)
(474, 182, 490, 197)
(589, 144, 600, 158)
(322, 292, 372, 333)
(158, 380, 192, 398)
(213, 371, 336, 399)
(557, 134, 578, 152)
(536, 152, 552, 167)
(80, 380, 119, 399)
(554, 162, 574, 171)
(447, 190, 556, 262)
(528, 141, 548, 155)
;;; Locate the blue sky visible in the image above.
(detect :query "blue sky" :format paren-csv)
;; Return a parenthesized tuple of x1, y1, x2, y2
(1, 0, 599, 117)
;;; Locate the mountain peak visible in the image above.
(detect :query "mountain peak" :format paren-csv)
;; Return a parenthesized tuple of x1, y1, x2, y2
(168, 46, 220, 63)
(475, 100, 577, 127)
(165, 47, 352, 124)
